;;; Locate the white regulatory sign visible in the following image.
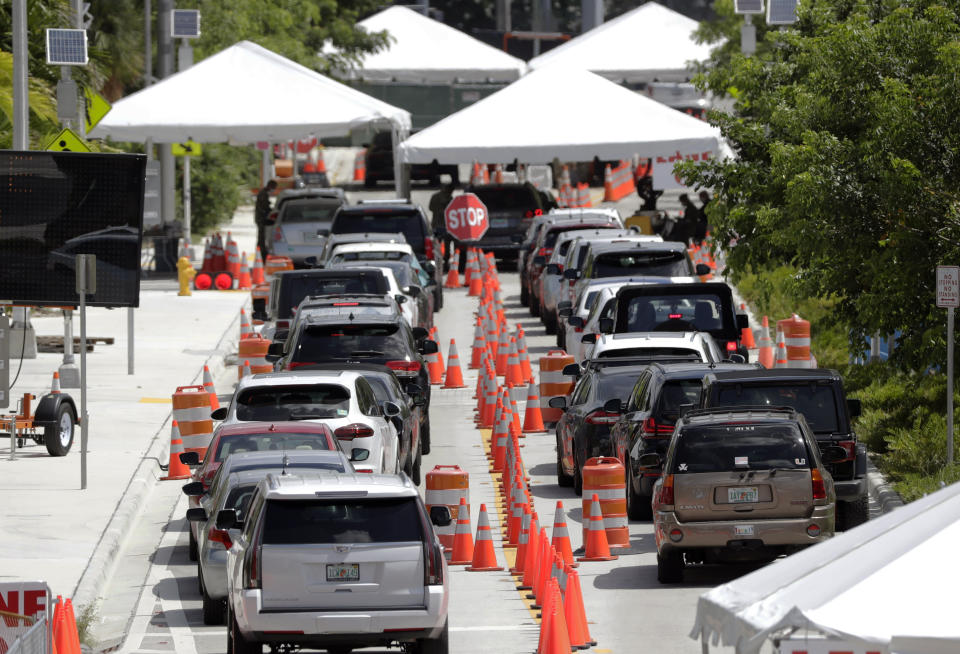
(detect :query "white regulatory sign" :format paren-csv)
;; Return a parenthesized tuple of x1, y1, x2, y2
(937, 265, 960, 308)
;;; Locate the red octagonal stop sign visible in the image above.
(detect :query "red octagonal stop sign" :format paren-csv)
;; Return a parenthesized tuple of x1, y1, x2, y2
(444, 193, 489, 242)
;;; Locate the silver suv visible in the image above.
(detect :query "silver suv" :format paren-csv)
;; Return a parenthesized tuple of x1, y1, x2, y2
(224, 473, 451, 654)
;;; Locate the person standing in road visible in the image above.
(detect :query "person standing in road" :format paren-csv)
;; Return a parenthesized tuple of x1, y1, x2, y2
(429, 180, 455, 269)
(255, 179, 278, 257)
(636, 176, 663, 211)
(696, 190, 712, 244)
(676, 193, 699, 245)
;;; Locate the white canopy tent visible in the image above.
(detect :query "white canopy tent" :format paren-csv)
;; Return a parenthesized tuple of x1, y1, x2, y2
(89, 40, 411, 144)
(397, 66, 721, 165)
(527, 2, 712, 83)
(691, 481, 960, 654)
(332, 6, 526, 83)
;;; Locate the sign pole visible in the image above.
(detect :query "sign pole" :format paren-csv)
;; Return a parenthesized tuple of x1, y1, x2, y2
(936, 265, 959, 465)
(183, 154, 191, 244)
(76, 255, 95, 490)
(950, 305, 955, 465)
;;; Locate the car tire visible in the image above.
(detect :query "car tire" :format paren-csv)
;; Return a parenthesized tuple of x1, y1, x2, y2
(530, 296, 540, 317)
(556, 434, 573, 487)
(837, 493, 869, 531)
(543, 310, 556, 335)
(412, 441, 423, 486)
(657, 551, 684, 584)
(202, 583, 225, 625)
(420, 420, 431, 456)
(44, 403, 76, 456)
(572, 450, 583, 496)
(626, 464, 652, 521)
(557, 328, 565, 350)
(520, 282, 529, 306)
(434, 285, 443, 311)
(188, 527, 198, 562)
(415, 621, 449, 654)
(228, 604, 261, 654)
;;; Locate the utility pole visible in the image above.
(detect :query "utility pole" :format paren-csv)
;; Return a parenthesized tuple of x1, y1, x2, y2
(12, 0, 28, 151)
(158, 0, 175, 229)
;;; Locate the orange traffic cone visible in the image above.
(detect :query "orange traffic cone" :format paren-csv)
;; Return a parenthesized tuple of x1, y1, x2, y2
(522, 382, 547, 433)
(52, 595, 64, 643)
(758, 315, 774, 369)
(432, 328, 445, 373)
(426, 339, 443, 385)
(775, 328, 788, 367)
(443, 339, 468, 389)
(739, 303, 756, 348)
(530, 528, 552, 601)
(202, 365, 219, 410)
(536, 575, 556, 654)
(237, 253, 252, 290)
(578, 494, 618, 561)
(161, 421, 192, 480)
(64, 599, 81, 654)
(491, 393, 511, 472)
(51, 371, 61, 394)
(444, 249, 461, 288)
(495, 327, 510, 376)
(511, 504, 532, 573)
(544, 579, 573, 654)
(470, 317, 486, 369)
(241, 359, 252, 378)
(449, 497, 474, 565)
(550, 501, 577, 568)
(564, 566, 595, 648)
(468, 253, 484, 296)
(252, 248, 265, 284)
(506, 337, 525, 386)
(466, 504, 503, 571)
(54, 603, 71, 654)
(240, 308, 253, 340)
(518, 513, 541, 588)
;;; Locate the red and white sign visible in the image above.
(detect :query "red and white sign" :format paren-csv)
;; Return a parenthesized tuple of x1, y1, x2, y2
(778, 638, 884, 654)
(937, 265, 960, 308)
(0, 582, 51, 650)
(444, 193, 489, 242)
(652, 149, 714, 191)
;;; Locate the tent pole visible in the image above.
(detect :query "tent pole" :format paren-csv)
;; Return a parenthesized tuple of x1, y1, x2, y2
(391, 125, 410, 198)
(261, 147, 271, 188)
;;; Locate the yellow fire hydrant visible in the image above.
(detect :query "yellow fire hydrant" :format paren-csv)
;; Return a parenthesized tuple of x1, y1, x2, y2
(177, 256, 196, 296)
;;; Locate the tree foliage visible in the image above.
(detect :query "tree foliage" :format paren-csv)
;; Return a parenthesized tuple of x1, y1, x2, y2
(681, 0, 960, 369)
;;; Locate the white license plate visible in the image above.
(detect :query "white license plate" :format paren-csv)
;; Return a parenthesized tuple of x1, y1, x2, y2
(490, 218, 509, 229)
(326, 563, 359, 581)
(728, 487, 759, 503)
(734, 525, 754, 537)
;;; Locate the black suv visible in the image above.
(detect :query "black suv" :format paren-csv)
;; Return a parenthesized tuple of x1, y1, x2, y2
(458, 183, 555, 264)
(607, 361, 759, 519)
(700, 368, 868, 530)
(329, 201, 444, 308)
(264, 268, 389, 327)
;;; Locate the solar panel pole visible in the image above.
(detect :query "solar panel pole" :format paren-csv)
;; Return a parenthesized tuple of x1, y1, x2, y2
(12, 0, 28, 150)
(159, 0, 175, 229)
(741, 14, 756, 56)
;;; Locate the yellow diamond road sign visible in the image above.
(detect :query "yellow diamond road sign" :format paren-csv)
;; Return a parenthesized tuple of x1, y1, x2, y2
(171, 141, 203, 156)
(83, 87, 111, 133)
(45, 127, 91, 153)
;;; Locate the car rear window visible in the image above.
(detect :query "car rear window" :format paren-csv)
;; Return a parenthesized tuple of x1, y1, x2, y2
(672, 423, 810, 473)
(595, 251, 691, 278)
(281, 275, 387, 318)
(472, 187, 539, 212)
(293, 323, 409, 362)
(599, 347, 703, 360)
(331, 211, 425, 250)
(623, 293, 732, 334)
(597, 372, 643, 399)
(280, 200, 340, 224)
(214, 432, 332, 461)
(235, 384, 351, 421)
(262, 498, 423, 544)
(331, 251, 413, 265)
(713, 384, 840, 434)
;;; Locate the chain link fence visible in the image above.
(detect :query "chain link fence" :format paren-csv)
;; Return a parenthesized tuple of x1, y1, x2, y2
(2, 611, 51, 654)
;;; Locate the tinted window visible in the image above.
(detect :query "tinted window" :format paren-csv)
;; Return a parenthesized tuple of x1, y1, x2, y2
(623, 293, 731, 333)
(364, 375, 400, 402)
(655, 380, 703, 421)
(262, 498, 423, 544)
(598, 347, 703, 360)
(597, 372, 642, 400)
(331, 251, 413, 264)
(580, 290, 600, 312)
(713, 384, 839, 433)
(570, 376, 592, 405)
(235, 384, 351, 421)
(332, 211, 424, 250)
(280, 200, 340, 224)
(673, 423, 810, 473)
(594, 251, 691, 277)
(472, 187, 539, 212)
(293, 323, 408, 362)
(281, 275, 386, 318)
(214, 432, 332, 461)
(224, 485, 257, 521)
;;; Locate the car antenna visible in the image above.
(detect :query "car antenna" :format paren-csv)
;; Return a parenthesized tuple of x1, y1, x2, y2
(349, 312, 355, 322)
(281, 451, 289, 475)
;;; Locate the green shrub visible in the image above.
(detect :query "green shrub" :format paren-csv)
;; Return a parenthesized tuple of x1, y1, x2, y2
(892, 464, 960, 503)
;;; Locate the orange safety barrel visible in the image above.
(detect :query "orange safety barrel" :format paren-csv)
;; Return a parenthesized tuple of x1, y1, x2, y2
(265, 255, 294, 278)
(581, 457, 629, 549)
(172, 385, 214, 458)
(238, 334, 273, 379)
(425, 465, 470, 551)
(251, 283, 270, 325)
(777, 314, 812, 368)
(539, 350, 575, 423)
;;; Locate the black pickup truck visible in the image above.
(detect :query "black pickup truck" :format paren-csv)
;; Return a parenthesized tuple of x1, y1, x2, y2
(700, 368, 868, 530)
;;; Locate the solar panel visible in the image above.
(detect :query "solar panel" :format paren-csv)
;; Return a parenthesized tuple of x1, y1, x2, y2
(45, 29, 88, 66)
(767, 0, 798, 24)
(734, 0, 764, 14)
(171, 9, 201, 38)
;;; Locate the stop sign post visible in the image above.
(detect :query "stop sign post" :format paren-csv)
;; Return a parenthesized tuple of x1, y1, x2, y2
(445, 193, 489, 242)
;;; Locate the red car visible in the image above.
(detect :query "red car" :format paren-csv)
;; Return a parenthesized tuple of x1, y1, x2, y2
(182, 421, 337, 561)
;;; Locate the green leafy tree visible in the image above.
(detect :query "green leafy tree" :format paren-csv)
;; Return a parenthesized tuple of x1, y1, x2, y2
(680, 0, 960, 369)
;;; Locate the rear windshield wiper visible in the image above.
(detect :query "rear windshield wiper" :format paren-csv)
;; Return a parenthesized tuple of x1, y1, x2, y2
(350, 350, 385, 357)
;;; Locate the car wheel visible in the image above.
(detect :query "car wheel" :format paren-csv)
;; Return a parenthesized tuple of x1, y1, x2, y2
(44, 402, 76, 456)
(434, 285, 443, 311)
(556, 434, 573, 487)
(412, 440, 423, 486)
(543, 309, 556, 335)
(557, 328, 565, 350)
(415, 621, 449, 654)
(657, 551, 684, 584)
(202, 582, 225, 625)
(572, 450, 583, 496)
(188, 527, 198, 562)
(520, 281, 529, 306)
(530, 295, 540, 317)
(626, 464, 652, 521)
(420, 420, 431, 455)
(837, 493, 869, 531)
(228, 604, 261, 654)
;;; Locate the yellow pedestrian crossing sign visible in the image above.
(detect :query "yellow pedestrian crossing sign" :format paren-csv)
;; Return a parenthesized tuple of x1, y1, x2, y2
(45, 127, 91, 153)
(83, 87, 111, 133)
(171, 141, 203, 156)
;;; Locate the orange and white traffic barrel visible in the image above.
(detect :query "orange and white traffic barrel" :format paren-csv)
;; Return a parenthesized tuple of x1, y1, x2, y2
(777, 314, 813, 368)
(581, 457, 629, 549)
(238, 334, 273, 379)
(425, 465, 470, 551)
(539, 350, 575, 423)
(264, 255, 294, 278)
(172, 385, 214, 458)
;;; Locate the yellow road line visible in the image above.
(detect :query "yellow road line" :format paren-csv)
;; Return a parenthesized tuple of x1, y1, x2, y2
(139, 397, 170, 403)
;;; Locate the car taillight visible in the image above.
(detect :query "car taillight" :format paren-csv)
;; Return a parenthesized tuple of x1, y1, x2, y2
(811, 468, 827, 500)
(835, 440, 857, 462)
(726, 341, 738, 352)
(642, 417, 674, 438)
(277, 320, 289, 329)
(243, 542, 261, 589)
(334, 423, 375, 440)
(287, 361, 315, 370)
(273, 227, 283, 243)
(658, 474, 675, 505)
(585, 410, 620, 425)
(386, 360, 421, 373)
(424, 238, 435, 260)
(208, 527, 233, 550)
(424, 541, 444, 585)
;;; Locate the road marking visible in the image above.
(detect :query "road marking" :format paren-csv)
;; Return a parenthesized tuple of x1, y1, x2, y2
(450, 625, 535, 632)
(138, 398, 170, 403)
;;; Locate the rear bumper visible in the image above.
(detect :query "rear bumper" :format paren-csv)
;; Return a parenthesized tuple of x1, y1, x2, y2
(234, 586, 448, 644)
(834, 477, 867, 501)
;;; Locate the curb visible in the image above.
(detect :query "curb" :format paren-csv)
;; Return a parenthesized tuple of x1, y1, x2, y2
(71, 300, 247, 613)
(866, 458, 905, 514)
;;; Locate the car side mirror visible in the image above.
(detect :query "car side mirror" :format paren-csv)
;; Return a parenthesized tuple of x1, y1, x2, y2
(181, 481, 205, 497)
(382, 401, 401, 418)
(557, 301, 572, 311)
(412, 327, 429, 341)
(533, 255, 546, 265)
(351, 448, 370, 462)
(598, 317, 614, 334)
(272, 330, 289, 343)
(395, 294, 408, 305)
(419, 340, 438, 355)
(186, 508, 208, 522)
(215, 509, 238, 530)
(695, 263, 711, 276)
(820, 445, 848, 464)
(725, 353, 746, 364)
(548, 396, 567, 410)
(736, 314, 750, 330)
(567, 316, 584, 328)
(423, 261, 437, 275)
(267, 342, 285, 357)
(637, 453, 662, 470)
(603, 398, 622, 414)
(403, 285, 422, 297)
(546, 264, 561, 275)
(847, 398, 862, 418)
(563, 268, 580, 280)
(562, 363, 581, 377)
(179, 451, 200, 467)
(581, 333, 597, 344)
(430, 505, 453, 527)
(211, 407, 228, 421)
(303, 255, 319, 268)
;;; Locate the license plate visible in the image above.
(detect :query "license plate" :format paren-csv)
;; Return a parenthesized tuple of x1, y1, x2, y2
(734, 525, 754, 537)
(728, 487, 759, 503)
(326, 563, 359, 581)
(489, 218, 509, 229)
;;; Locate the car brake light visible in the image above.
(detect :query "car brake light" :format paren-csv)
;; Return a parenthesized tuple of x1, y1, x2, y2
(835, 440, 856, 462)
(243, 541, 261, 589)
(726, 341, 738, 352)
(424, 541, 444, 585)
(642, 417, 674, 438)
(287, 361, 315, 370)
(334, 423, 375, 440)
(334, 302, 359, 306)
(658, 474, 675, 505)
(585, 409, 620, 425)
(668, 313, 682, 320)
(534, 208, 543, 216)
(524, 210, 533, 218)
(355, 469, 374, 473)
(273, 227, 283, 243)
(208, 527, 233, 550)
(277, 320, 290, 329)
(424, 238, 435, 260)
(386, 360, 421, 372)
(811, 468, 827, 500)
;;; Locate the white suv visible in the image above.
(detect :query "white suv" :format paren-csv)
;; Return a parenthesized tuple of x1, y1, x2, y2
(224, 472, 451, 654)
(589, 331, 722, 363)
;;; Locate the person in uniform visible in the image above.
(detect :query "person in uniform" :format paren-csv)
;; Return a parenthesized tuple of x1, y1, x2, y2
(254, 179, 278, 256)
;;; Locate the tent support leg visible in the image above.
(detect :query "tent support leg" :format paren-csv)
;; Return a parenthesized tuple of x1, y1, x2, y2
(701, 640, 709, 654)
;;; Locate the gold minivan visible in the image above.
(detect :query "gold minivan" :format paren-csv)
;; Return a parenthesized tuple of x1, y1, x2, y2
(644, 407, 843, 583)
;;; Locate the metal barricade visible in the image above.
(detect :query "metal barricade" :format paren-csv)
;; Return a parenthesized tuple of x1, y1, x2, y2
(6, 613, 50, 654)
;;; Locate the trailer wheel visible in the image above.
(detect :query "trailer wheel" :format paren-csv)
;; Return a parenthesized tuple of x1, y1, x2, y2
(44, 403, 76, 456)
